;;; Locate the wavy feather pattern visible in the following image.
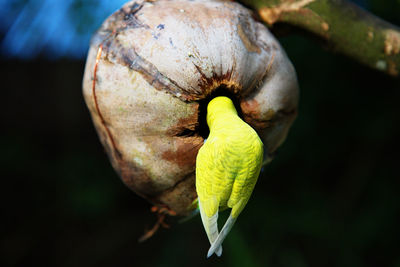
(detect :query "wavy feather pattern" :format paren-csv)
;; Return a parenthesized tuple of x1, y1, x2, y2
(196, 96, 263, 257)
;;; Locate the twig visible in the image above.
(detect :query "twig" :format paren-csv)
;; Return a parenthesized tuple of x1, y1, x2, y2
(240, 0, 400, 76)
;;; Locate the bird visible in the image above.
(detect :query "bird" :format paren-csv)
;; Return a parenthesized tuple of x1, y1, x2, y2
(195, 96, 263, 258)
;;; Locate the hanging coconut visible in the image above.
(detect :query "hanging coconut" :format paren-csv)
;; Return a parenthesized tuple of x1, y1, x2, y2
(82, 0, 299, 217)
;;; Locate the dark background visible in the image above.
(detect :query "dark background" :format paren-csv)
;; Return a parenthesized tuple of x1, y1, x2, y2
(1, 0, 399, 266)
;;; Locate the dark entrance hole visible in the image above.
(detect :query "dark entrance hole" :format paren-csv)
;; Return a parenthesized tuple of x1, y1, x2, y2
(197, 86, 243, 139)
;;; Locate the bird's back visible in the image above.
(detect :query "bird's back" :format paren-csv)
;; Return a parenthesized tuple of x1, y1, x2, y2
(195, 96, 264, 257)
(196, 113, 263, 217)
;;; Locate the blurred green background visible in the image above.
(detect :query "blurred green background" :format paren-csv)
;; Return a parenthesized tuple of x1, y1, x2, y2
(1, 0, 399, 266)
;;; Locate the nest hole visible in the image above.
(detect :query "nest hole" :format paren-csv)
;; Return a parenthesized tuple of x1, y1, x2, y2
(197, 86, 244, 139)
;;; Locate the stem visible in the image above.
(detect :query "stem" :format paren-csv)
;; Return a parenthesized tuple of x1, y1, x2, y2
(239, 0, 400, 76)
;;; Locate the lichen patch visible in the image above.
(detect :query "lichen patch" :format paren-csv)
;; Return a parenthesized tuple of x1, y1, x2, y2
(367, 27, 374, 42)
(376, 60, 387, 71)
(321, 22, 329, 31)
(259, 0, 316, 25)
(237, 22, 261, 54)
(384, 29, 400, 56)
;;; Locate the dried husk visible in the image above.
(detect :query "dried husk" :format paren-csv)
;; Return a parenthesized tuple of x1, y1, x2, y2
(82, 0, 299, 216)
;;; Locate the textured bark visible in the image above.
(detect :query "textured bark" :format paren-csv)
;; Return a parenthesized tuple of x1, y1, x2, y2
(239, 0, 400, 76)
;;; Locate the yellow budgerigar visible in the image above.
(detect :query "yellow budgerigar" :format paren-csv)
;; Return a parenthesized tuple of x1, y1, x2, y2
(196, 96, 263, 258)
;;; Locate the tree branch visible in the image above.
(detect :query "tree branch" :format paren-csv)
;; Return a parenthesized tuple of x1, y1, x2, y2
(239, 0, 400, 76)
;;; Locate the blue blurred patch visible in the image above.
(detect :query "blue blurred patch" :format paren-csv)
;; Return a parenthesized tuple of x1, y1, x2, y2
(0, 0, 127, 59)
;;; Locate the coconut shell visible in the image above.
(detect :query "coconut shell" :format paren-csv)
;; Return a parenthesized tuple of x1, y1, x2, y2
(82, 0, 299, 216)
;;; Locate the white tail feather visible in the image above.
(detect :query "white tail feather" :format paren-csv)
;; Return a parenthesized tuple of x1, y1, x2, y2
(199, 200, 223, 257)
(207, 213, 237, 258)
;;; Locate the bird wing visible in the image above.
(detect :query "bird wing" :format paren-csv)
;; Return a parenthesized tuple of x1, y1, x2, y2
(207, 133, 263, 257)
(227, 135, 263, 217)
(196, 137, 228, 257)
(196, 134, 237, 217)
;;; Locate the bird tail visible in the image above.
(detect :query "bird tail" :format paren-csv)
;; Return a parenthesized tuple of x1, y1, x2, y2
(207, 212, 237, 258)
(199, 200, 223, 257)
